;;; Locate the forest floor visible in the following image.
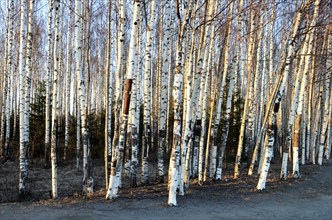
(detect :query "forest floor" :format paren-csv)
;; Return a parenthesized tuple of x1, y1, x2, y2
(0, 158, 331, 220)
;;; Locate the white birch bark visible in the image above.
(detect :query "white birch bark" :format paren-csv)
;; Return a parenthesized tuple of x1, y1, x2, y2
(106, 0, 126, 199)
(256, 0, 310, 190)
(156, 0, 171, 184)
(280, 33, 309, 179)
(142, 0, 156, 184)
(183, 17, 199, 186)
(2, 0, 14, 159)
(76, 98, 81, 170)
(194, 0, 217, 184)
(250, 8, 264, 149)
(50, 0, 60, 199)
(234, 6, 256, 178)
(216, 55, 236, 180)
(325, 79, 332, 160)
(23, 0, 34, 173)
(268, 1, 275, 98)
(105, 0, 113, 189)
(18, 0, 27, 196)
(207, 30, 227, 179)
(325, 30, 332, 159)
(202, 3, 218, 183)
(129, 14, 141, 187)
(45, 0, 53, 167)
(318, 31, 331, 165)
(64, 0, 73, 161)
(0, 9, 8, 156)
(168, 0, 194, 206)
(107, 0, 141, 200)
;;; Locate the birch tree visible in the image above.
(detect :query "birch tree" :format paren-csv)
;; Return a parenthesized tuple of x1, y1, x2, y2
(108, 0, 126, 197)
(64, 0, 73, 161)
(45, 0, 53, 167)
(50, 0, 60, 199)
(168, 0, 194, 206)
(257, 0, 312, 190)
(142, 0, 156, 184)
(234, 2, 257, 178)
(18, 0, 28, 196)
(106, 0, 141, 200)
(105, 0, 113, 190)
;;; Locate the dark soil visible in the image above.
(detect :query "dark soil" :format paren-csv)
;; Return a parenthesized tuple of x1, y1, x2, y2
(0, 158, 331, 219)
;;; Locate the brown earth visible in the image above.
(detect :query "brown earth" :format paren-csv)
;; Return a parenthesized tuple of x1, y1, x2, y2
(0, 158, 331, 219)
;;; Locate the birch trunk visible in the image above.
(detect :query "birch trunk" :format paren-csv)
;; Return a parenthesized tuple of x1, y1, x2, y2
(45, 0, 53, 167)
(234, 5, 256, 178)
(18, 0, 27, 196)
(201, 2, 218, 183)
(107, 0, 126, 199)
(142, 0, 156, 184)
(129, 14, 141, 187)
(280, 33, 309, 179)
(3, 0, 14, 159)
(64, 0, 73, 161)
(50, 0, 60, 199)
(156, 0, 170, 184)
(106, 0, 141, 199)
(24, 0, 34, 173)
(168, 0, 194, 206)
(318, 31, 331, 165)
(256, 0, 310, 190)
(105, 0, 113, 190)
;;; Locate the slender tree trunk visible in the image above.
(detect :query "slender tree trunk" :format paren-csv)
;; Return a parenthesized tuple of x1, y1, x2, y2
(18, 0, 28, 196)
(50, 0, 60, 199)
(257, 1, 310, 190)
(45, 0, 54, 167)
(105, 0, 113, 190)
(64, 0, 73, 161)
(318, 27, 331, 165)
(2, 0, 14, 159)
(106, 0, 141, 200)
(234, 4, 257, 179)
(168, 0, 194, 206)
(142, 0, 156, 184)
(197, 0, 218, 184)
(107, 0, 126, 199)
(129, 13, 141, 187)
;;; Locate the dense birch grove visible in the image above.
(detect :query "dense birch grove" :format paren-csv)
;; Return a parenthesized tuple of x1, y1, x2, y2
(0, 0, 331, 206)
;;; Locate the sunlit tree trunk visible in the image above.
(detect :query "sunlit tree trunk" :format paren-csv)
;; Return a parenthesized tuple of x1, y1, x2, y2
(269, 1, 275, 98)
(257, 1, 308, 190)
(106, 0, 141, 200)
(168, 0, 194, 206)
(198, 1, 218, 184)
(107, 0, 126, 199)
(234, 4, 257, 178)
(280, 33, 309, 179)
(250, 7, 264, 153)
(190, 3, 208, 178)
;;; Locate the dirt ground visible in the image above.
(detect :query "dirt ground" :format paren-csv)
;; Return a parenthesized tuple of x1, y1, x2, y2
(0, 159, 331, 219)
